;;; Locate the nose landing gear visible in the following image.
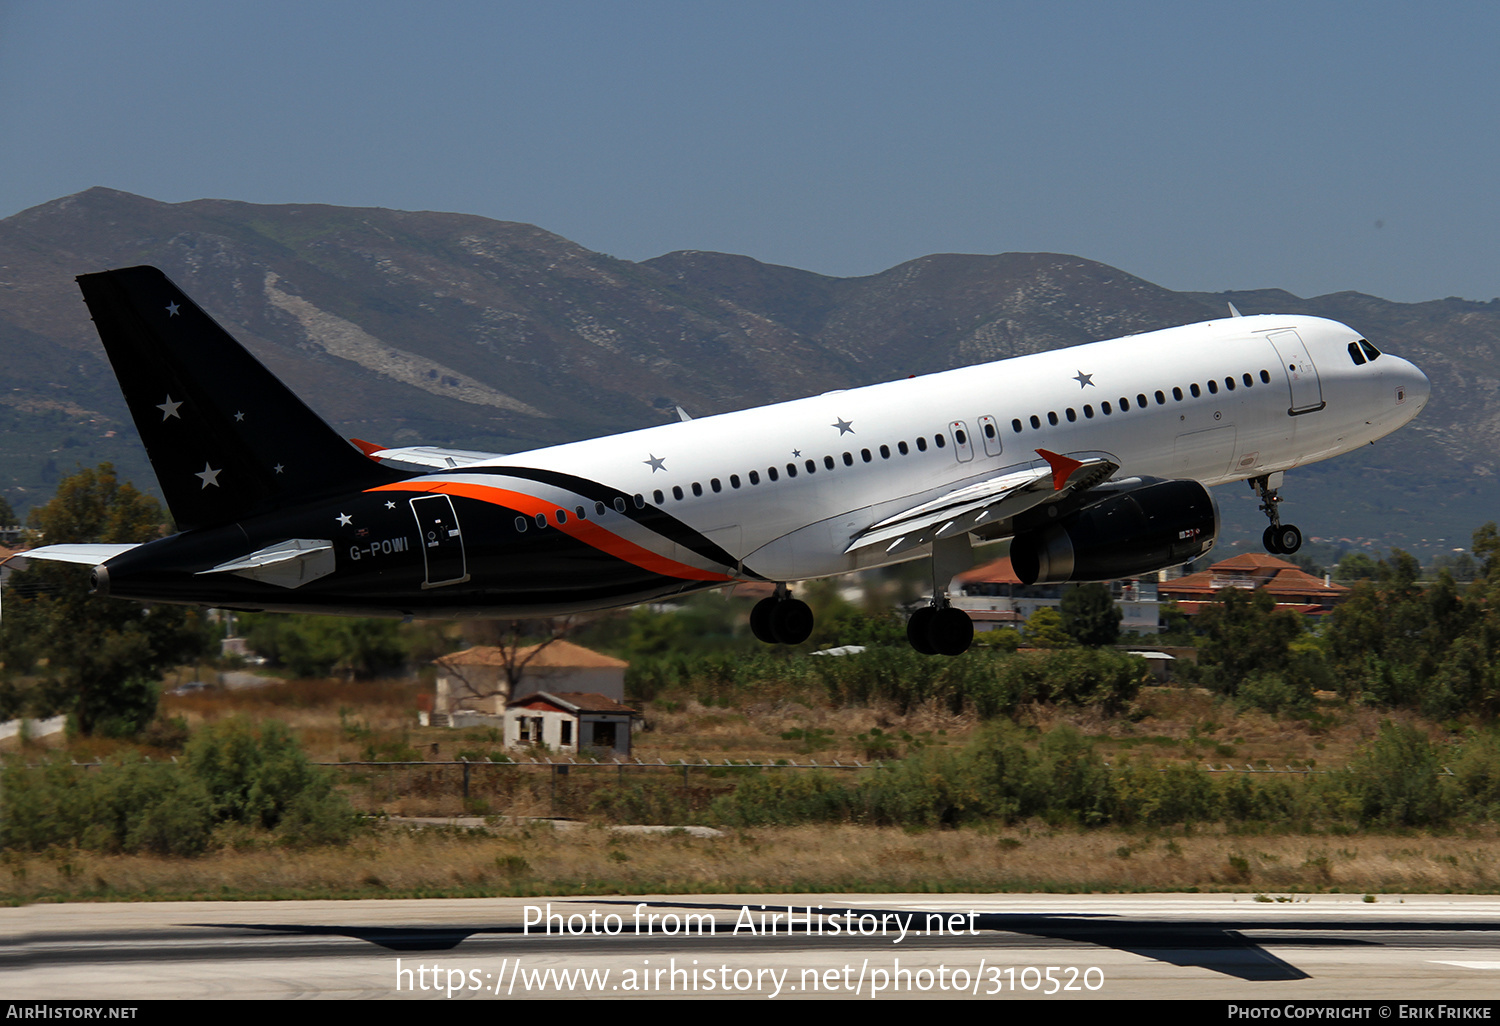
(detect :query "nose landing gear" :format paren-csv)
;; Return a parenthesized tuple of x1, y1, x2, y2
(1252, 474, 1302, 555)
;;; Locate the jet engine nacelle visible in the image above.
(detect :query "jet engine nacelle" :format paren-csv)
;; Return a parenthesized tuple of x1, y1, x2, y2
(1009, 479, 1218, 585)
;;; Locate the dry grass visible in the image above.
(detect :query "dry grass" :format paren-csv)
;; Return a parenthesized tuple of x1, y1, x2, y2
(8, 823, 1500, 903)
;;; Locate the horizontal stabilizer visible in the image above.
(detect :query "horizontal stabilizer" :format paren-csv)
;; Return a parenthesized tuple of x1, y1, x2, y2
(196, 538, 336, 589)
(0, 544, 140, 589)
(2, 543, 140, 569)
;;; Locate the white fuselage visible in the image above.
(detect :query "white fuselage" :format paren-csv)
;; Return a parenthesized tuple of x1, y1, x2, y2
(442, 313, 1428, 585)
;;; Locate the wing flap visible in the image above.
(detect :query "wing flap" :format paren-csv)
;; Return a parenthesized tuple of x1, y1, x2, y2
(843, 453, 1119, 556)
(353, 442, 503, 471)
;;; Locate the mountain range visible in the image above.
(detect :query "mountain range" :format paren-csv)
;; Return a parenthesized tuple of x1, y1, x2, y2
(2, 188, 1495, 558)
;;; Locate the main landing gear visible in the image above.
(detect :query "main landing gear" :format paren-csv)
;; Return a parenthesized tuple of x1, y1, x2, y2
(749, 585, 814, 646)
(905, 533, 974, 656)
(907, 601, 974, 656)
(1252, 473, 1302, 555)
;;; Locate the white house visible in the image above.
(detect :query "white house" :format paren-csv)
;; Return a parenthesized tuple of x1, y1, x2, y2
(504, 691, 637, 757)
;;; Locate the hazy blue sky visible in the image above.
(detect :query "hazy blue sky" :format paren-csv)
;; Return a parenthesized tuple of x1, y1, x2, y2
(1, 1, 1495, 302)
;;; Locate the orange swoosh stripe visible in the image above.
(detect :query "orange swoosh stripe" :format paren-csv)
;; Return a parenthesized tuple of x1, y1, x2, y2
(369, 480, 733, 583)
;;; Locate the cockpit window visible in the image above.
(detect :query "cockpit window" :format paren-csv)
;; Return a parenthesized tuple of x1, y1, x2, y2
(1359, 339, 1381, 362)
(1348, 341, 1367, 366)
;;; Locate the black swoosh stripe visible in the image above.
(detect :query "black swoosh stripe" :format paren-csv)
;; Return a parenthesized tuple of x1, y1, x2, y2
(461, 466, 765, 580)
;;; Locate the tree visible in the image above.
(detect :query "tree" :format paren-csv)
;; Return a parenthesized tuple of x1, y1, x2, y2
(0, 464, 211, 735)
(1058, 583, 1122, 647)
(1023, 607, 1074, 649)
(0, 494, 15, 529)
(1194, 587, 1305, 695)
(241, 613, 406, 679)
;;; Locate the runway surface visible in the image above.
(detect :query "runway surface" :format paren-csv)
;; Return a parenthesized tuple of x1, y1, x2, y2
(8, 893, 1500, 1000)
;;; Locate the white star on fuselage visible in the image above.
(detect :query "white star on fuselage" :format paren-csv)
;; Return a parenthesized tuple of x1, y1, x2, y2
(234, 411, 245, 422)
(195, 463, 221, 489)
(156, 395, 182, 421)
(832, 417, 854, 435)
(1073, 371, 1095, 388)
(644, 454, 666, 472)
(336, 513, 352, 527)
(273, 464, 285, 474)
(385, 501, 396, 510)
(165, 302, 180, 317)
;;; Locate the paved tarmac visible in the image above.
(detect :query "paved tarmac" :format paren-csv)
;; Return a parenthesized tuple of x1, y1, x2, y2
(7, 893, 1500, 1000)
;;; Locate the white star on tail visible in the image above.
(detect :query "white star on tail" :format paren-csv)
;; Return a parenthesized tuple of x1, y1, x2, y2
(336, 513, 353, 527)
(195, 464, 221, 489)
(165, 302, 180, 317)
(156, 395, 182, 420)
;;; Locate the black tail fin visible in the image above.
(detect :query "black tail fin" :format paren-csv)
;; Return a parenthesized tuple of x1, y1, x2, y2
(76, 265, 408, 531)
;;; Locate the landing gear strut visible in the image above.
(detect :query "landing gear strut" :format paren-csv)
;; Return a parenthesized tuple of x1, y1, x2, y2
(750, 584, 814, 646)
(906, 534, 975, 656)
(1252, 473, 1302, 555)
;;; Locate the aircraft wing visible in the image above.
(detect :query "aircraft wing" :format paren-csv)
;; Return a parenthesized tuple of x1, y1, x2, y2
(843, 450, 1118, 556)
(350, 439, 504, 471)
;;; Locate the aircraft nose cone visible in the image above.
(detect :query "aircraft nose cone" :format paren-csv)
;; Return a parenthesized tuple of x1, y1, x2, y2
(1402, 359, 1431, 413)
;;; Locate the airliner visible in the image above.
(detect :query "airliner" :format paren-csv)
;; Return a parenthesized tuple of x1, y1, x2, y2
(10, 266, 1429, 655)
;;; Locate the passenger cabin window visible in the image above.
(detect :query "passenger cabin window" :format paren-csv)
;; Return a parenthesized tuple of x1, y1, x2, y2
(916, 437, 927, 452)
(614, 497, 627, 512)
(935, 433, 945, 448)
(1243, 373, 1253, 387)
(880, 445, 891, 458)
(768, 466, 779, 481)
(1083, 405, 1094, 419)
(1172, 387, 1183, 401)
(1066, 408, 1077, 422)
(749, 470, 760, 484)
(515, 517, 527, 532)
(711, 478, 722, 492)
(1155, 390, 1166, 405)
(1119, 397, 1130, 411)
(1047, 412, 1059, 426)
(1011, 419, 1023, 433)
(1102, 401, 1112, 415)
(1029, 416, 1040, 430)
(1260, 370, 1271, 383)
(653, 489, 664, 504)
(1190, 383, 1201, 397)
(672, 485, 684, 500)
(898, 441, 909, 455)
(786, 463, 797, 478)
(1207, 380, 1218, 394)
(535, 513, 547, 528)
